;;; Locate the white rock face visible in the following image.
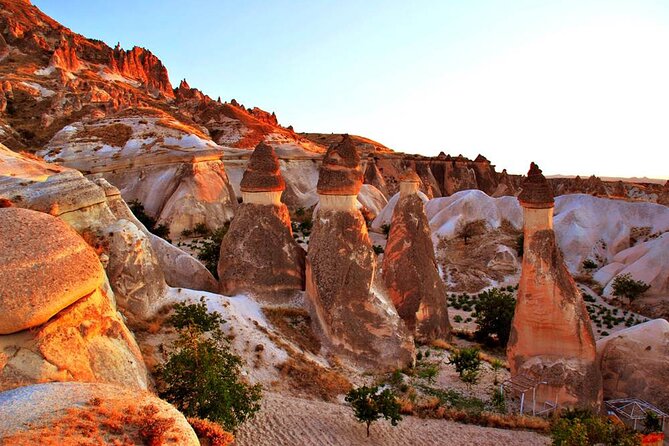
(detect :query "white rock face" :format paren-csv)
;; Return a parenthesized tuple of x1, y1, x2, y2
(597, 319, 669, 411)
(40, 114, 237, 238)
(357, 184, 388, 219)
(373, 190, 669, 295)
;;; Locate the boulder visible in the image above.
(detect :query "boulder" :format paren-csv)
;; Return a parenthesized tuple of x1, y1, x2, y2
(0, 382, 199, 445)
(0, 208, 148, 391)
(0, 208, 104, 334)
(597, 319, 669, 412)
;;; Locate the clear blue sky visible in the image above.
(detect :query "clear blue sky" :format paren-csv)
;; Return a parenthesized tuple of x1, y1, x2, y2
(33, 0, 669, 179)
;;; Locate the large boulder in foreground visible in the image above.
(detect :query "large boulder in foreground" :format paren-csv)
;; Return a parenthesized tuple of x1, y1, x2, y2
(597, 319, 669, 412)
(0, 382, 199, 445)
(0, 208, 148, 391)
(382, 172, 451, 343)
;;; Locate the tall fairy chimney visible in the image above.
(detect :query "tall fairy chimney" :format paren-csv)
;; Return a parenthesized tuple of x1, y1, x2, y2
(306, 135, 414, 371)
(507, 162, 602, 409)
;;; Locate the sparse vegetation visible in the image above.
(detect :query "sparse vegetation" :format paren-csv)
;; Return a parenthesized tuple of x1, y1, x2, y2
(458, 220, 487, 245)
(372, 244, 384, 255)
(448, 347, 482, 387)
(550, 409, 641, 446)
(187, 417, 235, 446)
(473, 288, 516, 347)
(158, 298, 261, 432)
(612, 273, 650, 304)
(582, 258, 598, 270)
(181, 224, 229, 279)
(345, 385, 402, 437)
(128, 200, 171, 241)
(381, 223, 391, 236)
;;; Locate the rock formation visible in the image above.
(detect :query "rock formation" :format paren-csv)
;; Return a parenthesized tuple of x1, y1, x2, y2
(305, 135, 414, 371)
(0, 207, 148, 391)
(218, 142, 305, 302)
(363, 156, 389, 198)
(0, 382, 199, 445)
(597, 319, 669, 411)
(507, 163, 601, 409)
(382, 170, 451, 342)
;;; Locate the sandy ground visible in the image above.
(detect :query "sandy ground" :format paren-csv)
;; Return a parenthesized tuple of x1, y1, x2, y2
(235, 392, 550, 446)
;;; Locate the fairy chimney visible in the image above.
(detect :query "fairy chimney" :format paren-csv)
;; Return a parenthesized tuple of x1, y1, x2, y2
(383, 170, 451, 343)
(217, 142, 305, 303)
(306, 135, 414, 371)
(507, 163, 602, 409)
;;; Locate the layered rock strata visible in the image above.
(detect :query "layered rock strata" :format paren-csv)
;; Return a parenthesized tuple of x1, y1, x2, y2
(507, 163, 601, 409)
(0, 207, 148, 391)
(382, 171, 451, 343)
(218, 142, 305, 302)
(305, 136, 414, 371)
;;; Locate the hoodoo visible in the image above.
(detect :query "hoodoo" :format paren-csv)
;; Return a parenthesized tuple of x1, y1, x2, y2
(305, 135, 414, 371)
(382, 170, 451, 342)
(217, 142, 305, 303)
(507, 163, 602, 408)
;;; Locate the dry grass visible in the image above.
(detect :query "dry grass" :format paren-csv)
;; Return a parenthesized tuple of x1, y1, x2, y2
(78, 123, 133, 148)
(431, 338, 454, 351)
(263, 307, 321, 355)
(187, 417, 234, 446)
(277, 357, 352, 401)
(2, 398, 185, 445)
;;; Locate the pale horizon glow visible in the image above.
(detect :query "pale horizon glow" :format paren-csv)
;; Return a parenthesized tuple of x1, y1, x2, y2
(33, 1, 669, 179)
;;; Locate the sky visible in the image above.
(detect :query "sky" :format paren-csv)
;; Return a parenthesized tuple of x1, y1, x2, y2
(33, 0, 669, 179)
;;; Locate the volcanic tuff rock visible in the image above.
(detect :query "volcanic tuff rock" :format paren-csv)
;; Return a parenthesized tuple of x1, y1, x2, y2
(363, 156, 389, 198)
(317, 135, 364, 196)
(382, 176, 451, 343)
(218, 142, 305, 302)
(507, 163, 601, 409)
(306, 140, 414, 371)
(596, 319, 669, 412)
(0, 208, 148, 391)
(0, 382, 199, 445)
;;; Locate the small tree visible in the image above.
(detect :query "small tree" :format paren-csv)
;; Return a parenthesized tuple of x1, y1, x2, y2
(448, 347, 482, 388)
(612, 273, 650, 304)
(158, 299, 261, 432)
(582, 259, 598, 270)
(490, 358, 504, 385)
(473, 288, 516, 347)
(458, 220, 486, 245)
(345, 386, 402, 437)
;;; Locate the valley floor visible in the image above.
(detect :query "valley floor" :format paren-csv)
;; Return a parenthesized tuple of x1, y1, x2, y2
(235, 392, 550, 446)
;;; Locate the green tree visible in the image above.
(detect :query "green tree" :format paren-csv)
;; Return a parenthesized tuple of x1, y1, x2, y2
(345, 386, 402, 437)
(448, 347, 482, 387)
(473, 288, 516, 347)
(158, 299, 261, 432)
(612, 273, 650, 304)
(128, 200, 171, 241)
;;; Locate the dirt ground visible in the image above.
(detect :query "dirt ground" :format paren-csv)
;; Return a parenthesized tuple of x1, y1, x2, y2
(235, 392, 550, 446)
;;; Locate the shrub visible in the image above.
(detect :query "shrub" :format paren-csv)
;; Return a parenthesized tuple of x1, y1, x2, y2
(381, 223, 391, 236)
(582, 259, 598, 270)
(612, 273, 650, 303)
(643, 411, 662, 434)
(448, 347, 482, 387)
(345, 386, 402, 437)
(453, 315, 463, 323)
(551, 410, 641, 446)
(516, 234, 524, 257)
(158, 299, 261, 432)
(458, 220, 486, 245)
(373, 244, 384, 255)
(188, 225, 229, 279)
(128, 200, 171, 241)
(473, 288, 516, 347)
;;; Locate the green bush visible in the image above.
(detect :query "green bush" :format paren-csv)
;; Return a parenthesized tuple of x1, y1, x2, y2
(187, 225, 229, 279)
(550, 410, 641, 446)
(448, 347, 482, 387)
(373, 244, 384, 255)
(473, 288, 516, 346)
(345, 385, 402, 437)
(381, 223, 391, 236)
(128, 200, 171, 241)
(582, 259, 598, 270)
(158, 299, 262, 432)
(612, 273, 650, 303)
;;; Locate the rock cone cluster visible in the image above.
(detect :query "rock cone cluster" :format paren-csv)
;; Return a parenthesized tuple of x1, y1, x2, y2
(306, 136, 414, 371)
(383, 170, 451, 343)
(218, 142, 305, 303)
(507, 163, 601, 409)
